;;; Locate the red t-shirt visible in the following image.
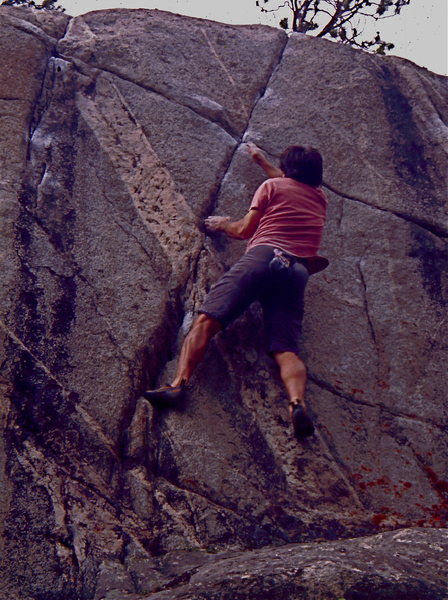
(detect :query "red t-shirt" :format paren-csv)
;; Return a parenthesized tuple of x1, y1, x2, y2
(246, 177, 327, 258)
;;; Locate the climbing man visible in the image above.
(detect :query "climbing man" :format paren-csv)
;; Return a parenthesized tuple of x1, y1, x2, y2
(144, 142, 328, 439)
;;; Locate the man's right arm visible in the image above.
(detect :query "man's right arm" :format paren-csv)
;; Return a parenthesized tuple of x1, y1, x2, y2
(247, 142, 284, 178)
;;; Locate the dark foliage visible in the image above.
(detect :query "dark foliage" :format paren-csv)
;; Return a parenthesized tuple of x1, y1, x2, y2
(1, 0, 64, 11)
(256, 0, 411, 54)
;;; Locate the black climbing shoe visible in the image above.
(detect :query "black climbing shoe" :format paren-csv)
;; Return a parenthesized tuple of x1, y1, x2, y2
(142, 383, 186, 408)
(291, 405, 315, 439)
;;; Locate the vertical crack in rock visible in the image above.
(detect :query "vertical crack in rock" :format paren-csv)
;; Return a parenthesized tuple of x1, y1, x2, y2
(179, 29, 289, 317)
(334, 195, 345, 236)
(28, 57, 53, 155)
(165, 32, 289, 376)
(203, 32, 288, 220)
(358, 259, 379, 351)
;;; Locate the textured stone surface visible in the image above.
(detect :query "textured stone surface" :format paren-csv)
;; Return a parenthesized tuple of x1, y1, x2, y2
(0, 6, 447, 600)
(93, 528, 448, 600)
(58, 8, 286, 139)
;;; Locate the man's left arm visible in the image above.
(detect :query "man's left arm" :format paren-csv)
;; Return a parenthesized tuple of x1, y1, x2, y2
(204, 208, 261, 240)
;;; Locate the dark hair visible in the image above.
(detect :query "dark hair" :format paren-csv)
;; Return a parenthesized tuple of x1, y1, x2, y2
(280, 146, 323, 187)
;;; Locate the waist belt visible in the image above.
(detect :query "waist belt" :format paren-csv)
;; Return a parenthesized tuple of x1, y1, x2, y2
(269, 249, 329, 276)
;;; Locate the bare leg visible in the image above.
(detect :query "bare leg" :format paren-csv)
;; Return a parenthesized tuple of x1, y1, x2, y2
(273, 351, 307, 416)
(273, 351, 314, 438)
(171, 314, 222, 387)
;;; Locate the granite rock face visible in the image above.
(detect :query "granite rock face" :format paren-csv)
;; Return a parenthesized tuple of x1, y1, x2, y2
(94, 528, 448, 600)
(0, 6, 447, 600)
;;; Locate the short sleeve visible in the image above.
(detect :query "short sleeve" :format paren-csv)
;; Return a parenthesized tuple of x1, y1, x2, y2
(250, 179, 275, 214)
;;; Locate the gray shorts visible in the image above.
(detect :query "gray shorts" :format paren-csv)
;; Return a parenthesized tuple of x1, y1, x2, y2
(200, 245, 309, 354)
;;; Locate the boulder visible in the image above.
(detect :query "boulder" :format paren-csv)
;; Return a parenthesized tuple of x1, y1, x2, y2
(0, 6, 446, 600)
(94, 528, 448, 600)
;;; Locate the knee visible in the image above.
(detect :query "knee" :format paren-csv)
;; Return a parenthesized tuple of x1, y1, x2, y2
(273, 350, 298, 362)
(274, 351, 306, 373)
(193, 313, 222, 336)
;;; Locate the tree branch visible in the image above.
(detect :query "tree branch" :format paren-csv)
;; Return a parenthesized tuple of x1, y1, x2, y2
(296, 0, 314, 31)
(256, 0, 410, 53)
(316, 0, 345, 37)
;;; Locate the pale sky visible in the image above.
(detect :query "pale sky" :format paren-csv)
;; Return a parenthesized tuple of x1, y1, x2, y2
(62, 0, 447, 75)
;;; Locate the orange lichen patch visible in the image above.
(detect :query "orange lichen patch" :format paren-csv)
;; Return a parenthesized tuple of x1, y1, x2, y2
(371, 508, 408, 528)
(353, 473, 397, 493)
(373, 477, 391, 487)
(372, 513, 387, 526)
(391, 481, 413, 499)
(413, 497, 448, 528)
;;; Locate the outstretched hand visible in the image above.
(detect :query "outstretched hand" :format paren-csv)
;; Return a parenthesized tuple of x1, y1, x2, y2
(246, 142, 267, 165)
